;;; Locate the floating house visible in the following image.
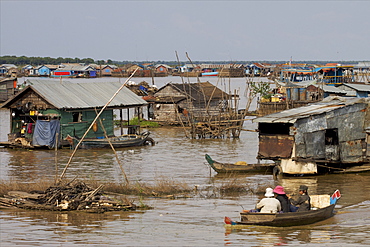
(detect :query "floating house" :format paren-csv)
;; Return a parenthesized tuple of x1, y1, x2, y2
(155, 64, 172, 76)
(35, 65, 59, 76)
(53, 64, 97, 78)
(151, 81, 233, 123)
(258, 63, 361, 116)
(334, 83, 370, 98)
(254, 96, 370, 175)
(353, 61, 370, 83)
(0, 78, 18, 102)
(98, 65, 118, 76)
(0, 79, 148, 148)
(0, 64, 18, 77)
(22, 65, 34, 76)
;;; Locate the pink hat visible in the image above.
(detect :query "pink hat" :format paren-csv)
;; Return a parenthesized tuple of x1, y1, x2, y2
(273, 186, 286, 195)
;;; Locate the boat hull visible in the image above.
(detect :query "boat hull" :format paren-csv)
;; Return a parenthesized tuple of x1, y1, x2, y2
(205, 154, 274, 173)
(202, 72, 218, 76)
(238, 204, 335, 227)
(77, 134, 154, 149)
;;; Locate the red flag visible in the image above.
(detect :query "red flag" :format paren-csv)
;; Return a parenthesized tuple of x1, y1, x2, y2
(331, 190, 341, 200)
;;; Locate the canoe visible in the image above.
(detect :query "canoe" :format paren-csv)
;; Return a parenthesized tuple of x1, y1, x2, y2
(74, 131, 155, 149)
(205, 154, 275, 173)
(225, 190, 341, 227)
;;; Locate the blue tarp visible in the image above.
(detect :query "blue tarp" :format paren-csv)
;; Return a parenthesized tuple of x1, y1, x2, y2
(139, 85, 148, 91)
(32, 120, 60, 148)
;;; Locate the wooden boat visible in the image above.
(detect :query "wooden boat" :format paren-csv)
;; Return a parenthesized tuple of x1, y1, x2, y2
(201, 71, 218, 76)
(73, 131, 155, 149)
(225, 190, 341, 227)
(205, 154, 275, 173)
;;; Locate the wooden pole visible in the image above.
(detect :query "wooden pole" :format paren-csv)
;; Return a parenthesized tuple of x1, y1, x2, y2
(175, 51, 191, 137)
(55, 132, 58, 183)
(120, 109, 123, 135)
(59, 68, 139, 181)
(94, 108, 129, 185)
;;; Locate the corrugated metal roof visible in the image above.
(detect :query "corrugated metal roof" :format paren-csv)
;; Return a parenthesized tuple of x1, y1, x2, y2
(55, 65, 94, 71)
(26, 79, 147, 109)
(322, 85, 347, 94)
(254, 97, 369, 123)
(157, 81, 231, 102)
(342, 83, 370, 92)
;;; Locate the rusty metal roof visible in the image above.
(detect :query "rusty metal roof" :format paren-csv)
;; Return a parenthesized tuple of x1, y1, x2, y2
(254, 97, 369, 124)
(156, 81, 232, 102)
(11, 79, 147, 109)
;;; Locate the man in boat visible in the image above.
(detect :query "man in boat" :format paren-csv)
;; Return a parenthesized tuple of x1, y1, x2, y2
(288, 185, 311, 212)
(273, 186, 290, 213)
(256, 188, 281, 213)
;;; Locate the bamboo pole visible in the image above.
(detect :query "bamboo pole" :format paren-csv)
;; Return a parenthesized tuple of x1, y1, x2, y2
(54, 132, 58, 183)
(94, 108, 129, 185)
(175, 51, 193, 137)
(59, 68, 139, 181)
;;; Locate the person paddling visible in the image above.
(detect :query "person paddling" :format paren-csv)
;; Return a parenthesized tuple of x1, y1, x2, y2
(288, 185, 311, 212)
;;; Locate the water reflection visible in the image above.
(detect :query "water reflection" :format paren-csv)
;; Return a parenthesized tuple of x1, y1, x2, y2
(224, 224, 345, 246)
(1, 208, 136, 230)
(1, 123, 370, 245)
(0, 209, 139, 246)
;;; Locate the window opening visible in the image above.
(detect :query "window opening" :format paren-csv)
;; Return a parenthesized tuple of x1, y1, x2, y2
(72, 112, 82, 122)
(325, 128, 339, 145)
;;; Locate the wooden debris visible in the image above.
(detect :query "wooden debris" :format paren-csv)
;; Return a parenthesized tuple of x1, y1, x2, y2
(0, 180, 136, 213)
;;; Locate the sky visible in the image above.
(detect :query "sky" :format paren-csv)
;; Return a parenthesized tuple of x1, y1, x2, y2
(1, 0, 369, 62)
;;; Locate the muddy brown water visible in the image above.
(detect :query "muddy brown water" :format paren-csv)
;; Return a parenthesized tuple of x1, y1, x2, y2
(1, 95, 370, 245)
(1, 123, 370, 246)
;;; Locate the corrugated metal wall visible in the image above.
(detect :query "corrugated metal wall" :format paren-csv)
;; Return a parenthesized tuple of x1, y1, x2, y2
(0, 108, 11, 142)
(294, 103, 368, 163)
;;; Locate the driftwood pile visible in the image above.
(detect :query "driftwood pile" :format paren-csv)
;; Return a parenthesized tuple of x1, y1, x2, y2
(0, 179, 136, 213)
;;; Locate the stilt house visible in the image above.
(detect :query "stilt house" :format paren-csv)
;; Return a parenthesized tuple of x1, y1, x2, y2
(254, 96, 370, 175)
(151, 81, 233, 123)
(0, 79, 147, 148)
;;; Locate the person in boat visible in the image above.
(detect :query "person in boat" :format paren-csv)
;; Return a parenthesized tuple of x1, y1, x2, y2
(288, 185, 311, 212)
(256, 188, 281, 213)
(273, 186, 290, 213)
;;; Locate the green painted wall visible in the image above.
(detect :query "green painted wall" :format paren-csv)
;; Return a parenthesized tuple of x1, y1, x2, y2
(57, 109, 114, 139)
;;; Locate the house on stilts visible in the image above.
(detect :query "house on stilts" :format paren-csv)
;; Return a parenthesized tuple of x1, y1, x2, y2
(148, 81, 243, 138)
(254, 96, 370, 175)
(0, 79, 152, 148)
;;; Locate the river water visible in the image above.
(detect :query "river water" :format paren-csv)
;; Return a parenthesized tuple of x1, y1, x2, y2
(1, 77, 370, 246)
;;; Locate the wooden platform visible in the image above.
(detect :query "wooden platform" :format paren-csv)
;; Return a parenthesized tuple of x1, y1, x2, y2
(334, 165, 370, 174)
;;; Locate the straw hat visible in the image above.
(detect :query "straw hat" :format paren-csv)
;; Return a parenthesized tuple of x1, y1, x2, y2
(273, 186, 286, 195)
(265, 188, 274, 197)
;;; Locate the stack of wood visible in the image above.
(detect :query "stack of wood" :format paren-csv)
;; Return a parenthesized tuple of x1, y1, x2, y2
(0, 179, 136, 213)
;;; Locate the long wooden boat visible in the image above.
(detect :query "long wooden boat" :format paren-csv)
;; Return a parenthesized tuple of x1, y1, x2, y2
(225, 190, 341, 227)
(73, 131, 155, 149)
(205, 154, 275, 173)
(201, 71, 218, 76)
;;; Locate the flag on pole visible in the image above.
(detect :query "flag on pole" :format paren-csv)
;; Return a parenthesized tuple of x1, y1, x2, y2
(330, 189, 341, 204)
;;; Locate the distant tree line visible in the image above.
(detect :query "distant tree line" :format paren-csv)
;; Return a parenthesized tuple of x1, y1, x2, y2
(0, 55, 361, 67)
(0, 56, 96, 66)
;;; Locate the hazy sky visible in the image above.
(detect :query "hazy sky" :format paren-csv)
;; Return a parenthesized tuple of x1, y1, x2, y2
(1, 0, 369, 62)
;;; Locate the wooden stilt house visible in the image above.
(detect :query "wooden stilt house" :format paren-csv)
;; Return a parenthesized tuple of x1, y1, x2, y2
(0, 79, 148, 148)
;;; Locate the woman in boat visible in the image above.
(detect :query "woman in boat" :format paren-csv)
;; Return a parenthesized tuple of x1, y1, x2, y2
(273, 186, 290, 213)
(256, 188, 281, 213)
(288, 185, 311, 212)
